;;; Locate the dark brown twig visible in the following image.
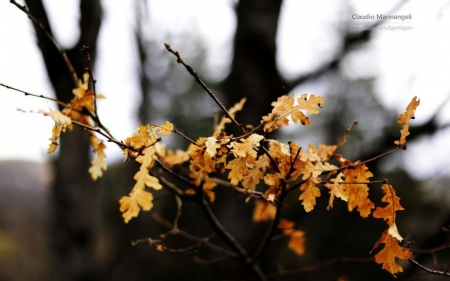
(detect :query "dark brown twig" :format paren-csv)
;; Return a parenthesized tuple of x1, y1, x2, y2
(10, 0, 78, 86)
(0, 83, 69, 108)
(164, 43, 247, 134)
(409, 258, 450, 277)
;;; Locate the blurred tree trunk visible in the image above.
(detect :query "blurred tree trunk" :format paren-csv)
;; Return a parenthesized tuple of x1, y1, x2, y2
(223, 0, 285, 129)
(24, 1, 102, 280)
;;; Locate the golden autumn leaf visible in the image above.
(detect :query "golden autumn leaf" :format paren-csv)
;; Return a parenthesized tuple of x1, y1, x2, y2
(205, 136, 220, 157)
(278, 219, 305, 256)
(373, 185, 404, 230)
(337, 156, 375, 218)
(72, 72, 90, 98)
(262, 94, 324, 132)
(228, 133, 264, 158)
(242, 155, 268, 190)
(371, 230, 412, 275)
(203, 180, 217, 202)
(288, 230, 306, 256)
(302, 161, 337, 180)
(119, 146, 161, 223)
(47, 125, 62, 154)
(394, 96, 420, 145)
(88, 135, 107, 180)
(226, 157, 252, 186)
(299, 177, 321, 212)
(119, 188, 154, 223)
(252, 200, 276, 222)
(39, 108, 72, 127)
(325, 172, 347, 210)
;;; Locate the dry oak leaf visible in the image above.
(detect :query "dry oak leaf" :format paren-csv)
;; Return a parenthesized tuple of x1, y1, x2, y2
(395, 96, 420, 145)
(205, 136, 221, 157)
(39, 108, 72, 127)
(337, 156, 375, 218)
(226, 156, 252, 186)
(203, 179, 217, 203)
(371, 230, 412, 275)
(47, 125, 62, 154)
(72, 72, 90, 98)
(373, 184, 405, 241)
(299, 177, 321, 212)
(88, 135, 107, 180)
(302, 161, 337, 180)
(242, 154, 269, 190)
(120, 147, 161, 223)
(262, 93, 324, 132)
(188, 138, 218, 186)
(278, 219, 306, 256)
(228, 133, 264, 158)
(123, 122, 173, 161)
(158, 146, 189, 167)
(252, 200, 276, 222)
(325, 172, 347, 210)
(39, 109, 72, 154)
(119, 188, 154, 223)
(288, 230, 306, 256)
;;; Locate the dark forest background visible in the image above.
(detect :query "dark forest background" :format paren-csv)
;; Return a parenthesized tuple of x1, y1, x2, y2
(1, 0, 450, 280)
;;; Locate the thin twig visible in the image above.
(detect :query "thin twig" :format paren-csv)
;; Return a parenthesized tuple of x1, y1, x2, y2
(198, 193, 267, 280)
(164, 43, 246, 134)
(250, 181, 287, 265)
(172, 127, 200, 146)
(148, 211, 239, 258)
(81, 45, 113, 138)
(409, 258, 450, 277)
(0, 83, 69, 108)
(10, 0, 78, 86)
(209, 177, 279, 206)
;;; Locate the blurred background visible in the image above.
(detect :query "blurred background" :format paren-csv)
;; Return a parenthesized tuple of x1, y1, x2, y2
(1, 0, 450, 280)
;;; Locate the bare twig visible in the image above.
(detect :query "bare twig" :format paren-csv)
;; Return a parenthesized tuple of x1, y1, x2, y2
(209, 177, 279, 206)
(250, 181, 287, 265)
(147, 211, 239, 258)
(80, 45, 113, 138)
(0, 83, 69, 107)
(409, 258, 450, 277)
(10, 0, 78, 86)
(164, 43, 247, 134)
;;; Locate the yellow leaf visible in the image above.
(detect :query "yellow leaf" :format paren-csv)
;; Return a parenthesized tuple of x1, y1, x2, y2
(288, 230, 306, 256)
(325, 172, 347, 210)
(261, 94, 324, 132)
(203, 180, 217, 202)
(205, 137, 220, 157)
(371, 230, 412, 275)
(299, 178, 321, 212)
(252, 200, 276, 222)
(394, 97, 420, 145)
(226, 157, 251, 186)
(47, 125, 62, 154)
(72, 72, 90, 98)
(88, 136, 107, 180)
(119, 189, 154, 223)
(373, 184, 404, 229)
(337, 157, 375, 218)
(39, 109, 72, 127)
(228, 134, 264, 158)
